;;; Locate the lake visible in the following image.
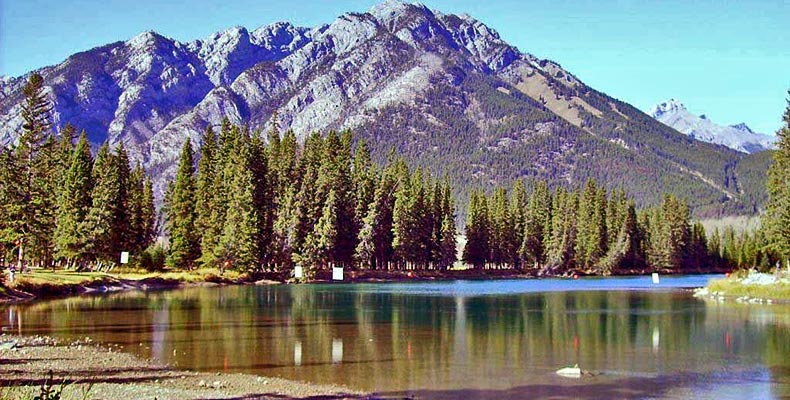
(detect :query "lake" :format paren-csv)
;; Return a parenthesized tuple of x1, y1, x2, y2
(3, 275, 789, 399)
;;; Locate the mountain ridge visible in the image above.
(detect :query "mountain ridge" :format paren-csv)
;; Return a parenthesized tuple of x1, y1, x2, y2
(650, 98, 775, 154)
(0, 0, 769, 217)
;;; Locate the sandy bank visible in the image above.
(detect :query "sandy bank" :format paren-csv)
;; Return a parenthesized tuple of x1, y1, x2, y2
(0, 335, 371, 399)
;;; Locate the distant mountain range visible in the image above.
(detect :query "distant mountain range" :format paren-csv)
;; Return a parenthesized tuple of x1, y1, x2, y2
(650, 99, 775, 154)
(0, 0, 770, 217)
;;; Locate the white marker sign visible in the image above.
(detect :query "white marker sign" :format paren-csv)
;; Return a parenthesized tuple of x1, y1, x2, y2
(120, 251, 129, 264)
(332, 267, 343, 281)
(294, 266, 303, 279)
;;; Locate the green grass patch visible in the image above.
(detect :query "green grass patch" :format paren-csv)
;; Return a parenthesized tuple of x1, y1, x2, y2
(708, 278, 790, 300)
(6, 267, 250, 299)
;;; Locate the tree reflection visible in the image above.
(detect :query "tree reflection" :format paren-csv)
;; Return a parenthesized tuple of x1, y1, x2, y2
(3, 284, 788, 394)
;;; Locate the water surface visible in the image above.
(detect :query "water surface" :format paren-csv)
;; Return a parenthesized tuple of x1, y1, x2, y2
(3, 275, 789, 399)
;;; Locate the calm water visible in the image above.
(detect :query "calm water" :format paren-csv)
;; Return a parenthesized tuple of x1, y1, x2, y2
(3, 275, 789, 399)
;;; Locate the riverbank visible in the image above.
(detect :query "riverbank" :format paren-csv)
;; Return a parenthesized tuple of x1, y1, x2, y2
(697, 270, 790, 303)
(0, 268, 274, 303)
(0, 268, 537, 302)
(1, 267, 728, 303)
(0, 334, 369, 399)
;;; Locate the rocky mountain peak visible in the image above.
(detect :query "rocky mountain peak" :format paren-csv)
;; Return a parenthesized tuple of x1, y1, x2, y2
(127, 30, 169, 50)
(650, 99, 774, 154)
(649, 99, 686, 118)
(369, 0, 431, 27)
(730, 122, 754, 134)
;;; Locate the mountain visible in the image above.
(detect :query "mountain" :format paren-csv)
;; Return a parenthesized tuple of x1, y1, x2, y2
(0, 0, 769, 217)
(650, 99, 775, 154)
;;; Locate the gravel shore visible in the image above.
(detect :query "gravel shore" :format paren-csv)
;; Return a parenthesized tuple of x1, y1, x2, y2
(0, 335, 370, 399)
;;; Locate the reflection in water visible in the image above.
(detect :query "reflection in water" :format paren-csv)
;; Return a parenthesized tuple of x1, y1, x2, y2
(2, 279, 789, 399)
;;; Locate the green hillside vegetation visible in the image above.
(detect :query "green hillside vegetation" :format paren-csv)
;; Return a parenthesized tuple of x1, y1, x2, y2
(352, 67, 769, 220)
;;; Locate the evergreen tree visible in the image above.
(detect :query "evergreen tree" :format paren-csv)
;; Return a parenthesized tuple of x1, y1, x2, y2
(15, 72, 53, 268)
(84, 144, 121, 263)
(166, 140, 199, 269)
(0, 150, 25, 265)
(600, 202, 644, 274)
(113, 143, 132, 251)
(521, 181, 551, 269)
(765, 92, 790, 264)
(356, 166, 396, 270)
(216, 144, 260, 272)
(509, 180, 527, 269)
(463, 191, 490, 270)
(195, 126, 218, 258)
(250, 132, 274, 269)
(439, 182, 457, 270)
(53, 133, 93, 266)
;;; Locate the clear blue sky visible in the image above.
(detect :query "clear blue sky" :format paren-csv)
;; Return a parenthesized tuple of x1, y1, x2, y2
(1, 0, 788, 134)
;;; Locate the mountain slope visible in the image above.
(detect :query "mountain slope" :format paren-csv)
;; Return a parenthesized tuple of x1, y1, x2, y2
(0, 1, 768, 217)
(650, 99, 775, 154)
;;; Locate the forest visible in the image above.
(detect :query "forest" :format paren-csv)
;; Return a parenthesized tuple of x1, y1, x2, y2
(0, 73, 157, 270)
(1, 73, 788, 279)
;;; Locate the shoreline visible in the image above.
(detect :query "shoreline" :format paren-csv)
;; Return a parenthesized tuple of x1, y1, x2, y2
(0, 334, 368, 399)
(0, 267, 731, 304)
(697, 271, 790, 303)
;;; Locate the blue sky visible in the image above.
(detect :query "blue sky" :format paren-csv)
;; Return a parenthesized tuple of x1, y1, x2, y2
(1, 0, 788, 134)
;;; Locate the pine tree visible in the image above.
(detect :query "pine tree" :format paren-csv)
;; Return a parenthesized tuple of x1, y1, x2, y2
(765, 92, 790, 265)
(54, 133, 93, 266)
(546, 189, 577, 273)
(439, 182, 457, 270)
(521, 181, 551, 269)
(113, 143, 132, 251)
(195, 126, 218, 258)
(84, 144, 121, 264)
(16, 72, 53, 269)
(509, 180, 527, 269)
(216, 144, 260, 272)
(600, 202, 644, 274)
(353, 139, 376, 233)
(250, 131, 273, 269)
(165, 140, 199, 269)
(0, 150, 25, 265)
(356, 166, 395, 270)
(463, 191, 490, 270)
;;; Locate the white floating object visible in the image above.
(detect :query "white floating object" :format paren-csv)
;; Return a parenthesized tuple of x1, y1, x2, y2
(652, 273, 660, 284)
(556, 364, 581, 378)
(332, 267, 344, 281)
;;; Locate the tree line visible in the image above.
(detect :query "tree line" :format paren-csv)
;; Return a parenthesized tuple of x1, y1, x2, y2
(461, 178, 773, 274)
(164, 119, 458, 277)
(0, 73, 157, 270)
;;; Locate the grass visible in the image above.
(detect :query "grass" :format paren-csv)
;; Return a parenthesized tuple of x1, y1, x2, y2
(5, 267, 249, 299)
(708, 277, 790, 300)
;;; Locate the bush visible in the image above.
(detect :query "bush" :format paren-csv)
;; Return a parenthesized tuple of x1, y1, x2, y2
(136, 245, 167, 272)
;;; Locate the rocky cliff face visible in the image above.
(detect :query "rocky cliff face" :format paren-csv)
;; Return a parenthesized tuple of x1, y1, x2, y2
(0, 0, 767, 216)
(650, 99, 775, 154)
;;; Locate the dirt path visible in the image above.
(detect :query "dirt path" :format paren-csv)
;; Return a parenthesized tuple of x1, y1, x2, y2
(0, 335, 374, 399)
